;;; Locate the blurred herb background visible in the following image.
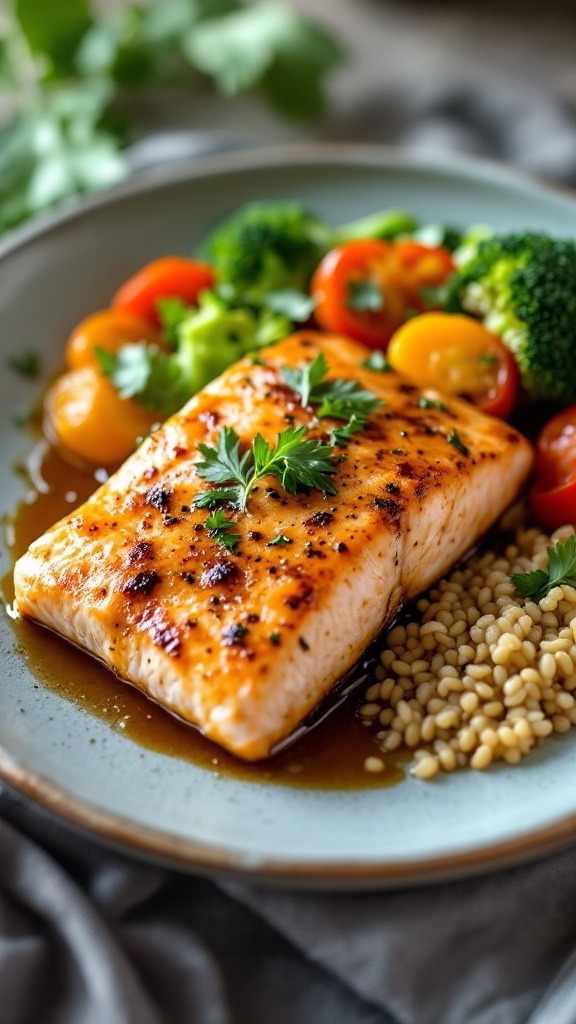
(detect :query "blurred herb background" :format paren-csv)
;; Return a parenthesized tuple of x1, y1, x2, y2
(0, 0, 344, 237)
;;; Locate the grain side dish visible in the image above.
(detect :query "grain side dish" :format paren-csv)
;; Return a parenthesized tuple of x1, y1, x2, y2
(361, 508, 576, 778)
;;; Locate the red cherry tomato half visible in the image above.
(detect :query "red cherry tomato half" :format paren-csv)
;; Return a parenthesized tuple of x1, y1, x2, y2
(386, 312, 519, 420)
(311, 239, 454, 349)
(112, 256, 216, 326)
(530, 405, 576, 529)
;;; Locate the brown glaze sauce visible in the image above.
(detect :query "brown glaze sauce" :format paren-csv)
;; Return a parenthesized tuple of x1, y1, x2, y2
(5, 441, 408, 790)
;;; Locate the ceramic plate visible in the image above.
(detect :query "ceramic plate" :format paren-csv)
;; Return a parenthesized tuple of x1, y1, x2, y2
(2, 145, 576, 888)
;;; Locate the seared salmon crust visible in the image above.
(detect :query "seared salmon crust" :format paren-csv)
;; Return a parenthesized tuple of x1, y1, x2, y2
(14, 332, 533, 759)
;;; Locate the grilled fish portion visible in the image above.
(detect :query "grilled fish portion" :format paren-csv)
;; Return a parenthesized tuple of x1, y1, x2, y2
(14, 332, 533, 759)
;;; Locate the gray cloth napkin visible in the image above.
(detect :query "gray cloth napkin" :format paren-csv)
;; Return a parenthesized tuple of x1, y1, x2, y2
(4, 75, 576, 1024)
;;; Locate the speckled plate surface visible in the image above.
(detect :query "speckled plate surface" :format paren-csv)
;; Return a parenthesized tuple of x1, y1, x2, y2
(1, 144, 576, 888)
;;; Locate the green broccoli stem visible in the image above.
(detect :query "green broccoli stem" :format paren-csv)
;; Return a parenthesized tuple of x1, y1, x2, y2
(333, 209, 418, 244)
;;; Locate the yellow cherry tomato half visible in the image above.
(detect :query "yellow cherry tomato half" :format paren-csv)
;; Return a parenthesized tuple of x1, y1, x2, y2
(387, 312, 519, 419)
(65, 308, 160, 370)
(45, 367, 159, 466)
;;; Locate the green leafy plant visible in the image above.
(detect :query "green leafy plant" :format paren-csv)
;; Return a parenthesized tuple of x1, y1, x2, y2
(0, 0, 344, 236)
(194, 423, 338, 512)
(511, 536, 576, 601)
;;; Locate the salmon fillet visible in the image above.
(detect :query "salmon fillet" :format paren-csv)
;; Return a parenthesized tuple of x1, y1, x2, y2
(14, 332, 533, 760)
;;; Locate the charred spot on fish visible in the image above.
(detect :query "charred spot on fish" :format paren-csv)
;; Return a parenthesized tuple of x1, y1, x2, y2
(249, 530, 263, 541)
(199, 560, 238, 587)
(385, 482, 400, 495)
(222, 623, 249, 646)
(145, 485, 172, 513)
(180, 572, 196, 585)
(303, 511, 334, 530)
(126, 541, 155, 565)
(374, 496, 402, 522)
(162, 516, 180, 527)
(335, 541, 348, 553)
(299, 637, 310, 651)
(415, 482, 427, 499)
(397, 461, 415, 478)
(123, 570, 161, 597)
(247, 613, 260, 623)
(398, 382, 418, 393)
(285, 586, 314, 610)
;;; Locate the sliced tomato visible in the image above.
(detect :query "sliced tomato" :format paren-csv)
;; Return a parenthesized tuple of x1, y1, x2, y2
(530, 405, 576, 529)
(311, 239, 454, 349)
(112, 256, 216, 326)
(386, 312, 519, 419)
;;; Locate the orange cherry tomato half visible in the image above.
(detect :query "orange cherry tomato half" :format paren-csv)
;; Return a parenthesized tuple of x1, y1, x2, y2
(311, 239, 454, 348)
(112, 256, 216, 326)
(45, 367, 159, 466)
(65, 309, 160, 370)
(386, 312, 519, 419)
(530, 405, 576, 529)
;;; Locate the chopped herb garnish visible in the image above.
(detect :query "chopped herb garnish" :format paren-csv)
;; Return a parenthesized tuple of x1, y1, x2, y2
(282, 351, 382, 423)
(269, 630, 282, 645)
(329, 413, 366, 448)
(12, 407, 33, 427)
(268, 534, 292, 546)
(156, 298, 190, 348)
(391, 447, 405, 455)
(204, 508, 241, 551)
(361, 350, 392, 372)
(250, 353, 267, 366)
(511, 537, 576, 601)
(479, 353, 498, 366)
(346, 279, 384, 312)
(418, 397, 448, 412)
(7, 350, 40, 378)
(264, 289, 316, 323)
(447, 429, 468, 456)
(195, 424, 338, 513)
(97, 343, 189, 416)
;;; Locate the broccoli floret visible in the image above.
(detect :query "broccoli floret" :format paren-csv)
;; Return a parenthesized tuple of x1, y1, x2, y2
(199, 202, 419, 302)
(443, 232, 576, 405)
(174, 290, 290, 394)
(199, 202, 329, 303)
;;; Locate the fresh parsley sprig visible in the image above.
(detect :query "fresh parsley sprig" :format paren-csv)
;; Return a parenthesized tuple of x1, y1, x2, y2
(281, 352, 383, 445)
(0, 1, 343, 237)
(195, 424, 338, 513)
(205, 508, 241, 551)
(511, 536, 576, 601)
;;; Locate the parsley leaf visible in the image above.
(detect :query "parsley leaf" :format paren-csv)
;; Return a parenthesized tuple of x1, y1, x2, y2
(511, 537, 576, 601)
(195, 424, 338, 512)
(329, 413, 366, 448)
(97, 342, 189, 415)
(282, 352, 382, 422)
(0, 2, 344, 238)
(185, 4, 344, 120)
(418, 396, 448, 412)
(361, 350, 392, 372)
(205, 507, 241, 551)
(156, 297, 190, 347)
(7, 349, 40, 378)
(263, 288, 316, 322)
(268, 533, 292, 546)
(447, 429, 468, 456)
(346, 279, 384, 312)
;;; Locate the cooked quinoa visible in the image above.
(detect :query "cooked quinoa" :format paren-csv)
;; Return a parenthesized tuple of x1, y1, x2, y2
(360, 505, 576, 779)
